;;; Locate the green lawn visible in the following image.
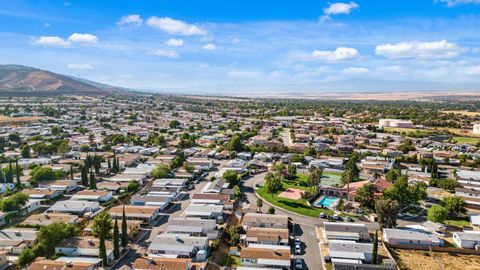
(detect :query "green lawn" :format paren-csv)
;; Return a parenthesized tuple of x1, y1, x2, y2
(256, 187, 333, 217)
(321, 171, 343, 187)
(453, 136, 480, 145)
(444, 217, 470, 228)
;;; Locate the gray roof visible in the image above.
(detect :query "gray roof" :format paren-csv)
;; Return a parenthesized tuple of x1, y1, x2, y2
(384, 228, 440, 242)
(455, 231, 480, 241)
(148, 233, 208, 252)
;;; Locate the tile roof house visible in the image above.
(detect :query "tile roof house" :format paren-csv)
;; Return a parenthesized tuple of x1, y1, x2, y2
(132, 257, 192, 270)
(109, 205, 162, 225)
(28, 259, 96, 270)
(240, 247, 291, 270)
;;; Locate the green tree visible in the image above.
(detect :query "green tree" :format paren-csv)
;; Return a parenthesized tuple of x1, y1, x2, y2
(57, 141, 69, 155)
(18, 248, 36, 265)
(15, 159, 21, 188)
(92, 211, 113, 239)
(375, 198, 399, 228)
(233, 185, 242, 199)
(256, 198, 263, 212)
(308, 167, 323, 187)
(226, 134, 244, 152)
(383, 175, 426, 207)
(151, 164, 170, 179)
(372, 230, 378, 264)
(441, 196, 467, 217)
(427, 205, 448, 223)
(113, 219, 120, 259)
(385, 168, 401, 182)
(30, 166, 55, 182)
(21, 144, 30, 158)
(169, 120, 181, 128)
(268, 206, 275, 214)
(34, 222, 77, 257)
(121, 205, 128, 247)
(223, 170, 239, 186)
(89, 170, 97, 189)
(99, 234, 108, 266)
(354, 182, 376, 210)
(81, 165, 89, 186)
(264, 171, 283, 194)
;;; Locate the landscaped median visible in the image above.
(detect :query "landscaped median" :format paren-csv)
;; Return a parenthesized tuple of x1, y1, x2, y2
(255, 185, 334, 218)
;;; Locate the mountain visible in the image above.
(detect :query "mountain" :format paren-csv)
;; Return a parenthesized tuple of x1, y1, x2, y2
(0, 65, 128, 95)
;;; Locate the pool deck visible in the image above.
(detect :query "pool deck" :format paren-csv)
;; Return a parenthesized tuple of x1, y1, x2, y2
(313, 196, 340, 210)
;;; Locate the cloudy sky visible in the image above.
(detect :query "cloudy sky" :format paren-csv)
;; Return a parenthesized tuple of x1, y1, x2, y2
(1, 0, 480, 94)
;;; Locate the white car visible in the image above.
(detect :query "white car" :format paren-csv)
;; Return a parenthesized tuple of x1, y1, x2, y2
(294, 237, 301, 246)
(295, 244, 301, 254)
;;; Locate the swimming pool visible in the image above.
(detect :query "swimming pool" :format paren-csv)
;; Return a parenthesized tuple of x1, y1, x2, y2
(315, 196, 337, 208)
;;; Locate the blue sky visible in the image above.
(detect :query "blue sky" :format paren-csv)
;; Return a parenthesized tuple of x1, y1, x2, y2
(1, 0, 480, 94)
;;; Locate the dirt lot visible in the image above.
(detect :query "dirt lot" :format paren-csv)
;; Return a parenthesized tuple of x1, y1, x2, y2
(441, 110, 480, 116)
(0, 115, 40, 126)
(393, 249, 480, 270)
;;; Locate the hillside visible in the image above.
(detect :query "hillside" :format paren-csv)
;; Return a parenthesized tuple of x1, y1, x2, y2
(0, 65, 127, 95)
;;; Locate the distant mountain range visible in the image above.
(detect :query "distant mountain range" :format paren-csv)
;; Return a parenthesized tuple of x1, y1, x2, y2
(0, 65, 128, 95)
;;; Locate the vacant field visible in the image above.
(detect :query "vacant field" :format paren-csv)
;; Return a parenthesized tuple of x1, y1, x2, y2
(0, 115, 40, 126)
(393, 249, 480, 270)
(441, 110, 480, 116)
(453, 136, 480, 145)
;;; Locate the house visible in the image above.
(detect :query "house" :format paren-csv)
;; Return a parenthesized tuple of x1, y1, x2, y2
(55, 237, 117, 265)
(191, 193, 229, 205)
(152, 178, 187, 190)
(328, 240, 373, 264)
(103, 173, 146, 184)
(96, 181, 129, 194)
(242, 213, 289, 229)
(383, 228, 442, 246)
(323, 222, 371, 243)
(39, 180, 78, 193)
(22, 199, 42, 215)
(130, 195, 171, 211)
(455, 188, 480, 208)
(201, 178, 229, 194)
(23, 188, 62, 200)
(28, 259, 96, 270)
(240, 247, 291, 270)
(71, 190, 113, 202)
(148, 233, 209, 261)
(0, 228, 38, 254)
(182, 204, 224, 222)
(47, 200, 100, 216)
(22, 213, 80, 226)
(0, 183, 15, 195)
(332, 262, 396, 270)
(452, 231, 480, 249)
(132, 257, 193, 270)
(0, 250, 8, 270)
(109, 205, 162, 224)
(242, 227, 289, 246)
(166, 217, 218, 239)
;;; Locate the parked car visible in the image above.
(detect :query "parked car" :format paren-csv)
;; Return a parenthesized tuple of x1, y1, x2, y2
(347, 216, 354, 222)
(332, 214, 339, 220)
(295, 244, 301, 254)
(319, 212, 327, 219)
(294, 237, 301, 246)
(295, 257, 303, 269)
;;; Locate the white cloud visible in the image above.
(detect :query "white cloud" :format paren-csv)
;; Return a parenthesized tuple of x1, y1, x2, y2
(312, 47, 359, 61)
(117, 14, 143, 26)
(68, 33, 98, 44)
(146, 17, 206, 35)
(322, 2, 359, 20)
(342, 67, 369, 75)
(33, 36, 70, 48)
(165, 38, 184, 47)
(465, 65, 480, 75)
(67, 63, 94, 70)
(375, 40, 462, 59)
(232, 37, 241, 44)
(202, 43, 216, 50)
(436, 0, 480, 7)
(228, 70, 260, 79)
(153, 49, 179, 58)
